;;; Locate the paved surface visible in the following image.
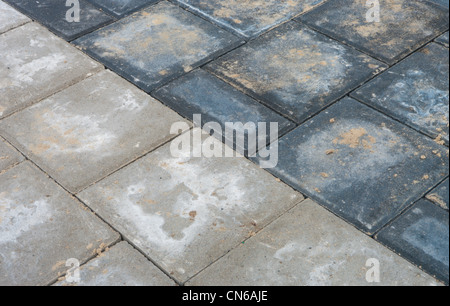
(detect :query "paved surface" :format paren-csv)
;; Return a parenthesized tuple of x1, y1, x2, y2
(0, 0, 448, 286)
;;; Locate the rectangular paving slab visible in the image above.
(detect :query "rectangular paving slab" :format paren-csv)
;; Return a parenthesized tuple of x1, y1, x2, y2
(0, 22, 103, 119)
(0, 139, 23, 172)
(174, 0, 326, 39)
(376, 199, 449, 284)
(55, 242, 176, 286)
(299, 0, 449, 64)
(187, 199, 442, 286)
(259, 97, 449, 235)
(351, 43, 449, 145)
(153, 69, 296, 155)
(0, 0, 29, 34)
(78, 130, 304, 283)
(436, 32, 449, 47)
(426, 178, 449, 210)
(0, 70, 189, 193)
(4, 0, 114, 41)
(74, 1, 243, 92)
(0, 162, 120, 286)
(86, 0, 158, 18)
(206, 22, 386, 124)
(427, 0, 449, 9)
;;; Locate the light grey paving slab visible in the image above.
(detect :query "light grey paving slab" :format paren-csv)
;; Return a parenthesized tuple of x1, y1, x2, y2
(0, 22, 103, 119)
(0, 162, 119, 286)
(0, 70, 189, 193)
(187, 199, 442, 286)
(0, 139, 23, 172)
(78, 130, 304, 283)
(55, 242, 176, 286)
(0, 0, 30, 34)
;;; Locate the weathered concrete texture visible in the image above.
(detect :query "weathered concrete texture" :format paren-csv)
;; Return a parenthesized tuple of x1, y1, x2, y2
(352, 43, 449, 145)
(78, 130, 304, 283)
(427, 178, 449, 210)
(86, 0, 158, 18)
(0, 70, 188, 193)
(153, 69, 296, 155)
(187, 199, 442, 286)
(55, 242, 176, 286)
(0, 22, 103, 119)
(0, 162, 119, 286)
(376, 199, 449, 285)
(206, 22, 386, 124)
(0, 139, 23, 172)
(74, 1, 242, 92)
(0, 1, 29, 34)
(299, 0, 449, 64)
(4, 0, 114, 41)
(174, 0, 326, 39)
(427, 0, 449, 9)
(260, 98, 449, 235)
(436, 32, 449, 48)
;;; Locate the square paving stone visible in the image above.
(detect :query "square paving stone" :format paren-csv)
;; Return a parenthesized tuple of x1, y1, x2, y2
(78, 130, 304, 283)
(206, 22, 386, 124)
(0, 0, 30, 34)
(86, 0, 158, 18)
(4, 0, 114, 41)
(0, 70, 188, 193)
(174, 0, 326, 39)
(426, 178, 449, 210)
(74, 1, 243, 92)
(351, 43, 449, 145)
(0, 139, 23, 172)
(259, 97, 449, 235)
(299, 0, 450, 64)
(0, 22, 103, 119)
(427, 0, 449, 9)
(0, 162, 120, 286)
(55, 242, 176, 286)
(376, 199, 449, 284)
(436, 32, 449, 47)
(153, 69, 296, 155)
(187, 199, 442, 286)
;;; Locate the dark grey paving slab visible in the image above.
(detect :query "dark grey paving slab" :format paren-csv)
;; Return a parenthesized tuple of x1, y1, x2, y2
(173, 0, 326, 39)
(436, 32, 449, 47)
(299, 0, 449, 64)
(0, 162, 119, 286)
(0, 0, 30, 34)
(0, 139, 23, 172)
(86, 0, 158, 18)
(427, 0, 449, 9)
(206, 22, 385, 124)
(352, 43, 449, 145)
(376, 199, 449, 284)
(427, 178, 449, 210)
(4, 0, 114, 41)
(259, 98, 449, 235)
(55, 242, 176, 286)
(74, 1, 242, 92)
(153, 69, 296, 155)
(0, 70, 188, 193)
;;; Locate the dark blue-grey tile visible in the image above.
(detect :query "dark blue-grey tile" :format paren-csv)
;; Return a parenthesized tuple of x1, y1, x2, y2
(352, 43, 449, 145)
(436, 32, 449, 47)
(153, 69, 296, 155)
(86, 0, 158, 18)
(376, 199, 449, 284)
(299, 0, 449, 64)
(426, 0, 449, 9)
(258, 97, 449, 235)
(206, 22, 386, 124)
(4, 0, 114, 41)
(74, 1, 242, 92)
(427, 178, 449, 210)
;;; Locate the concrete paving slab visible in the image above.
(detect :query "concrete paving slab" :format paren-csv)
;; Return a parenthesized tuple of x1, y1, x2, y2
(0, 22, 103, 119)
(206, 22, 386, 124)
(259, 97, 449, 235)
(173, 0, 326, 39)
(74, 1, 243, 93)
(351, 43, 449, 145)
(426, 178, 449, 210)
(427, 0, 449, 9)
(153, 69, 296, 155)
(4, 0, 114, 41)
(0, 0, 30, 34)
(187, 199, 442, 286)
(376, 199, 449, 285)
(86, 0, 158, 18)
(0, 139, 23, 172)
(299, 0, 449, 64)
(436, 32, 449, 47)
(0, 162, 119, 286)
(55, 241, 176, 286)
(78, 130, 304, 283)
(0, 70, 188, 193)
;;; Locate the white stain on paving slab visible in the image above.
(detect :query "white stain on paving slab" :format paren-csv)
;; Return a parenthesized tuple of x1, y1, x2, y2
(78, 130, 304, 283)
(0, 139, 23, 172)
(187, 199, 442, 286)
(0, 1, 30, 34)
